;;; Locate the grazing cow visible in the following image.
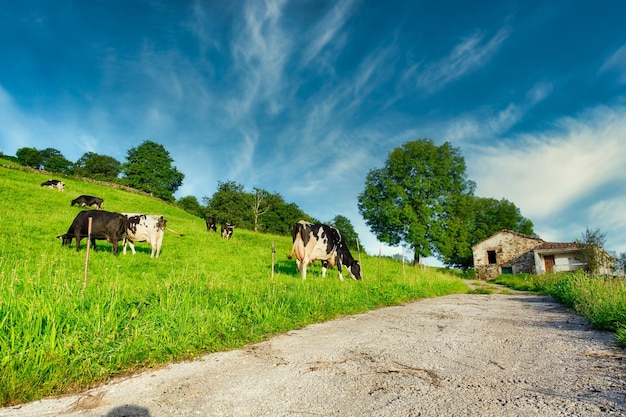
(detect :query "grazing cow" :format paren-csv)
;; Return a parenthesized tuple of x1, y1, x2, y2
(288, 220, 362, 281)
(205, 216, 217, 232)
(41, 179, 65, 191)
(71, 195, 104, 210)
(221, 222, 234, 239)
(122, 214, 168, 258)
(57, 210, 127, 255)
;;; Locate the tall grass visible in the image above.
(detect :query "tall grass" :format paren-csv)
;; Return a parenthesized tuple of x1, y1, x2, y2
(0, 164, 468, 406)
(494, 271, 626, 346)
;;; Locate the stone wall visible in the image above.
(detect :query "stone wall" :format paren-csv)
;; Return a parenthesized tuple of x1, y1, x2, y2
(473, 231, 543, 280)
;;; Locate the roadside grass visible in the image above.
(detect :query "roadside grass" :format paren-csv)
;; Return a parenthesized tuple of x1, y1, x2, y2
(0, 164, 468, 406)
(494, 272, 626, 346)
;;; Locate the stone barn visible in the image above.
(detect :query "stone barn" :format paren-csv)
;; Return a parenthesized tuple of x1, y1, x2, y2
(472, 230, 542, 280)
(471, 230, 613, 280)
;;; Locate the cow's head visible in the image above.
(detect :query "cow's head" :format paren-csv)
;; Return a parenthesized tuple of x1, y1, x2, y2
(57, 234, 72, 246)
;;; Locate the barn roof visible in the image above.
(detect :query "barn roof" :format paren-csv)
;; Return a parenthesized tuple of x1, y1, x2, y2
(534, 241, 579, 251)
(471, 229, 543, 249)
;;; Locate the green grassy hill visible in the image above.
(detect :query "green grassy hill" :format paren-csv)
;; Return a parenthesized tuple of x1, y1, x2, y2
(0, 161, 468, 406)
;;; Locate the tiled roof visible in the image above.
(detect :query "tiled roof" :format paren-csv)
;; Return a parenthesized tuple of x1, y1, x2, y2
(535, 241, 579, 250)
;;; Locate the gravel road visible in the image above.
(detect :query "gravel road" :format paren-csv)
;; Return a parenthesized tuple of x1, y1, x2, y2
(1, 286, 624, 417)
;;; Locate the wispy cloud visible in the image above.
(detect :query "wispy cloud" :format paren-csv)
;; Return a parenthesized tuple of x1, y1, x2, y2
(441, 81, 554, 143)
(299, 0, 356, 68)
(228, 0, 291, 118)
(415, 26, 511, 94)
(600, 44, 626, 84)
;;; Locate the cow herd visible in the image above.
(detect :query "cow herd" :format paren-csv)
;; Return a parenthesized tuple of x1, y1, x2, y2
(44, 179, 168, 258)
(45, 178, 362, 280)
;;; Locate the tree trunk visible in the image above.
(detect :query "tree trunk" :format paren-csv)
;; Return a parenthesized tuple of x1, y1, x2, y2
(413, 251, 420, 267)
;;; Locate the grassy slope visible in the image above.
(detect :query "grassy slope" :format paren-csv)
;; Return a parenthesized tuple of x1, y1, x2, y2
(0, 162, 468, 406)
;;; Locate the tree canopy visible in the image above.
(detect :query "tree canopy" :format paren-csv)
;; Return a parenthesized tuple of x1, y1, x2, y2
(16, 147, 43, 169)
(72, 152, 121, 181)
(121, 140, 184, 202)
(15, 147, 72, 173)
(202, 181, 311, 235)
(437, 196, 534, 269)
(358, 139, 476, 265)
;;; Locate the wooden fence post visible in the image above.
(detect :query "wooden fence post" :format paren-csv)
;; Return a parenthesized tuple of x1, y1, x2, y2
(271, 240, 275, 281)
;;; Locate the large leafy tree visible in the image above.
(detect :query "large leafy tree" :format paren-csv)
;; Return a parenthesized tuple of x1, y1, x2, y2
(358, 139, 475, 265)
(438, 196, 534, 269)
(73, 152, 122, 181)
(122, 141, 184, 202)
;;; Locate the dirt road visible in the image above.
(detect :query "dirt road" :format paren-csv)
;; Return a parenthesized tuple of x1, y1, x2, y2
(1, 288, 624, 417)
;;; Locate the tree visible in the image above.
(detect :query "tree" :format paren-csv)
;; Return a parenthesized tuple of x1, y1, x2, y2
(203, 181, 253, 228)
(40, 148, 73, 174)
(259, 198, 312, 235)
(438, 196, 534, 269)
(251, 188, 271, 232)
(121, 141, 184, 202)
(177, 195, 203, 218)
(16, 147, 43, 169)
(73, 152, 122, 181)
(358, 139, 475, 265)
(329, 215, 361, 252)
(575, 227, 612, 274)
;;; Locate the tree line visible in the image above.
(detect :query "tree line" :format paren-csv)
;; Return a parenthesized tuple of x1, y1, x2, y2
(11, 140, 183, 203)
(178, 181, 362, 252)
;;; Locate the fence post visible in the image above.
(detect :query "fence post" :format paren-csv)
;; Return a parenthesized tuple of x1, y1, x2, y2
(356, 238, 363, 280)
(271, 240, 275, 281)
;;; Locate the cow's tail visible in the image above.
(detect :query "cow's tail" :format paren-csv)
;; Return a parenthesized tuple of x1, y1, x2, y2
(287, 221, 306, 259)
(166, 227, 185, 237)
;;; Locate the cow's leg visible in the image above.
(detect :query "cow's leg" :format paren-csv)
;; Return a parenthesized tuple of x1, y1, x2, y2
(149, 239, 156, 258)
(154, 235, 163, 258)
(301, 256, 309, 280)
(321, 260, 328, 278)
(112, 237, 119, 256)
(337, 257, 344, 281)
(127, 241, 136, 255)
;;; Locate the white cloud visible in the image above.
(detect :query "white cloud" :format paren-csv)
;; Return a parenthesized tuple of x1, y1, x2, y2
(468, 105, 626, 222)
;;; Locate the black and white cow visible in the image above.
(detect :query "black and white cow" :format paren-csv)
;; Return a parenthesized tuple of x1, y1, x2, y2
(221, 222, 234, 239)
(57, 210, 127, 255)
(41, 179, 65, 191)
(122, 214, 167, 258)
(288, 220, 362, 280)
(205, 216, 217, 232)
(71, 195, 104, 210)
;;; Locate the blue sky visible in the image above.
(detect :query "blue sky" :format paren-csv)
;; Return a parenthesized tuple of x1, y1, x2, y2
(2, 1, 626, 262)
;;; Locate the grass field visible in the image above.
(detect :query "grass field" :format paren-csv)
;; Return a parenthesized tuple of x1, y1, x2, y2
(0, 163, 469, 406)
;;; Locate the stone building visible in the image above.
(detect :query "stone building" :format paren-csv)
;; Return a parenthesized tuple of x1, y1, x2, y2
(471, 230, 614, 280)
